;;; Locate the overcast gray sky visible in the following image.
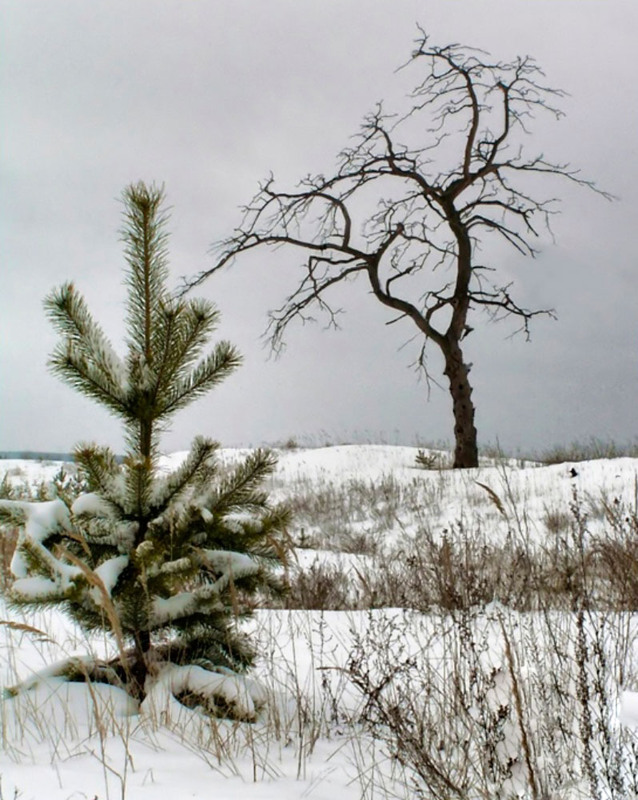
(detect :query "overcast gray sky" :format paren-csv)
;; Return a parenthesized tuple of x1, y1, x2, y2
(2, 0, 637, 456)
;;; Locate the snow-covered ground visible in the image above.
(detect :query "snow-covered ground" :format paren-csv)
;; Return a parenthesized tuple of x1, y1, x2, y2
(2, 446, 638, 799)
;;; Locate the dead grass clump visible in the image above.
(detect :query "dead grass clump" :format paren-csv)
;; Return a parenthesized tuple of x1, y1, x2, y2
(283, 493, 638, 614)
(538, 438, 638, 464)
(343, 605, 638, 799)
(542, 506, 573, 535)
(282, 531, 540, 613)
(414, 449, 451, 470)
(284, 561, 355, 610)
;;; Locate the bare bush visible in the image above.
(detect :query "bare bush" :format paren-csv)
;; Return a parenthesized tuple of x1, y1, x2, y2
(342, 606, 638, 799)
(284, 561, 355, 611)
(538, 438, 638, 464)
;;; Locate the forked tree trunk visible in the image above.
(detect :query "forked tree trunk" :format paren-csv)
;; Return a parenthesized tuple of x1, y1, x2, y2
(443, 341, 478, 469)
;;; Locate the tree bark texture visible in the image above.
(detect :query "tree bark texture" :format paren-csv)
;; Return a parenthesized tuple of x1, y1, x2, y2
(443, 341, 478, 469)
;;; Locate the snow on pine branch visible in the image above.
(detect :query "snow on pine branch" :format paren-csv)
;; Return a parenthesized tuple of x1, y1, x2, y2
(150, 550, 261, 626)
(140, 662, 267, 721)
(0, 499, 82, 601)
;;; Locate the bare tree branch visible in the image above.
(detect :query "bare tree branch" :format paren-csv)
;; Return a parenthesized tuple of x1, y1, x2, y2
(184, 30, 609, 467)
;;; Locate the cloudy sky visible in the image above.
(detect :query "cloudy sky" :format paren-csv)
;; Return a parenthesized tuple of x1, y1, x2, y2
(2, 0, 637, 456)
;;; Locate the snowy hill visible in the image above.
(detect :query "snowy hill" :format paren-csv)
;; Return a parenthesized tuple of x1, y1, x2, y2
(1, 445, 638, 799)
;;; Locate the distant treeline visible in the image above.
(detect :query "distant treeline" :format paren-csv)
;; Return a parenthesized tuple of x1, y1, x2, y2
(0, 452, 126, 463)
(0, 452, 75, 462)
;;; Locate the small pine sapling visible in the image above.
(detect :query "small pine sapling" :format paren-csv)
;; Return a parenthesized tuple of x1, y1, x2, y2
(0, 182, 289, 720)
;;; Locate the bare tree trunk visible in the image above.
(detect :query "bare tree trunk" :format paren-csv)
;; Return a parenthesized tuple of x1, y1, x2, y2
(193, 35, 603, 475)
(443, 341, 478, 468)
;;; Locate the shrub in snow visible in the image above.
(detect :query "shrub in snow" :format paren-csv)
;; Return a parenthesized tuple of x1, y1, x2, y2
(0, 182, 289, 720)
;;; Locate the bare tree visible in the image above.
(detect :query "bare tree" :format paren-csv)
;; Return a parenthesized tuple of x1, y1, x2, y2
(187, 31, 607, 468)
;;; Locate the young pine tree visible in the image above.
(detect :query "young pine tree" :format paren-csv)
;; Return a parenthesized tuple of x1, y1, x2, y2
(0, 183, 289, 719)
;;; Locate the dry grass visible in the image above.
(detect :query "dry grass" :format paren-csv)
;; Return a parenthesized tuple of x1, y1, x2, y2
(3, 447, 638, 799)
(537, 438, 638, 464)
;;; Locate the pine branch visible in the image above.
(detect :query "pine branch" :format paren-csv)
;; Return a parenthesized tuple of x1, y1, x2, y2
(158, 340, 242, 417)
(0, 500, 27, 528)
(73, 444, 124, 510)
(199, 449, 277, 519)
(122, 455, 154, 521)
(150, 298, 222, 399)
(48, 345, 131, 418)
(45, 284, 127, 410)
(150, 436, 219, 515)
(121, 182, 170, 362)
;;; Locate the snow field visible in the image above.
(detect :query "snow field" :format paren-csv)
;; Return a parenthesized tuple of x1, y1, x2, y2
(2, 446, 638, 799)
